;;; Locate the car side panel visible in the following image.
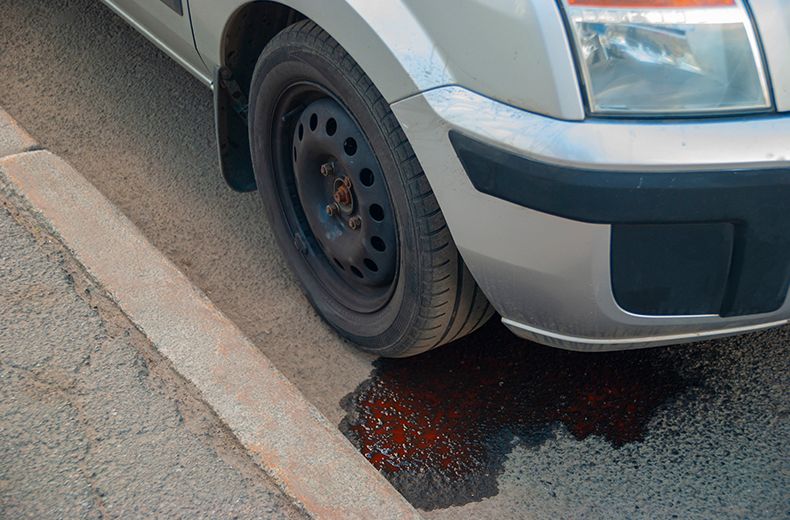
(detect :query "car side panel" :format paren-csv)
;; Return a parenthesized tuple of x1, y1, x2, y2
(401, 0, 584, 120)
(187, 0, 584, 120)
(101, 0, 210, 84)
(750, 0, 790, 112)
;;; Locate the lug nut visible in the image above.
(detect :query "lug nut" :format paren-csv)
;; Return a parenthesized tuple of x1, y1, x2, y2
(320, 162, 335, 177)
(342, 176, 353, 189)
(333, 183, 352, 207)
(326, 203, 339, 217)
(348, 216, 362, 230)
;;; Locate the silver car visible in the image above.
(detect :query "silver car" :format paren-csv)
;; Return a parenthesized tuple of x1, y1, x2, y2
(103, 0, 790, 357)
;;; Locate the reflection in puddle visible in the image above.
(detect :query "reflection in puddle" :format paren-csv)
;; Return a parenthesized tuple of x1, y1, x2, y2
(340, 321, 698, 510)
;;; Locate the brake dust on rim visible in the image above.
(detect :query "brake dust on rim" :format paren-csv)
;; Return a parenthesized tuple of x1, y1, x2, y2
(340, 321, 697, 510)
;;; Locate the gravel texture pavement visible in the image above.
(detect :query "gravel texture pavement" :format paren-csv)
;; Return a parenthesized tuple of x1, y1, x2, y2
(0, 204, 304, 519)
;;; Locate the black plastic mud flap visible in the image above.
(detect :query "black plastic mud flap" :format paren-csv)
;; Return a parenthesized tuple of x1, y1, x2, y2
(213, 66, 257, 192)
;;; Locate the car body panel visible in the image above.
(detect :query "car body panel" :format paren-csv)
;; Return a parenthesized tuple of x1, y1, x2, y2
(187, 0, 585, 119)
(750, 0, 790, 111)
(101, 0, 211, 84)
(400, 0, 584, 119)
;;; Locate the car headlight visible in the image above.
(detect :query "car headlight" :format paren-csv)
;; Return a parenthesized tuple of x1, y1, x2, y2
(560, 0, 772, 115)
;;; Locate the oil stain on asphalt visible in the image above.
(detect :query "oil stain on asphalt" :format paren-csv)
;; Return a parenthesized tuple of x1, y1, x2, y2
(340, 321, 700, 510)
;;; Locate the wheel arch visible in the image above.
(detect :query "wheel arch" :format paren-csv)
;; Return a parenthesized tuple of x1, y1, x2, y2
(189, 0, 439, 192)
(193, 0, 438, 103)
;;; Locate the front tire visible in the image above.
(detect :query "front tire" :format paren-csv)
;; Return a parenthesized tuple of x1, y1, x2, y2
(248, 21, 493, 357)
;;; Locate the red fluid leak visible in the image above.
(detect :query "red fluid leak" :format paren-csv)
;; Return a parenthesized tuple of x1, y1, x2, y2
(340, 321, 695, 509)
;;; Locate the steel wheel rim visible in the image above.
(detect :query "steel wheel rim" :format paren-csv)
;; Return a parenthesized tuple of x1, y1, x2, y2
(271, 83, 399, 313)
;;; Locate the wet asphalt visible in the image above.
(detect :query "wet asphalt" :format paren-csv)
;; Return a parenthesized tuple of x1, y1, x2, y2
(1, 1, 788, 518)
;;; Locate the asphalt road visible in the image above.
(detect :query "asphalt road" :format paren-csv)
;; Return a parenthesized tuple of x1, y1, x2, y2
(0, 203, 304, 519)
(1, 1, 788, 518)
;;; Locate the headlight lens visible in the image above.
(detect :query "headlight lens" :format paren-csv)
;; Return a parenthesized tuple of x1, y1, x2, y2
(561, 0, 771, 115)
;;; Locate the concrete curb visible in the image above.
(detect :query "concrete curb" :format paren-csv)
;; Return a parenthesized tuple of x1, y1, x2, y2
(0, 109, 420, 520)
(0, 110, 38, 157)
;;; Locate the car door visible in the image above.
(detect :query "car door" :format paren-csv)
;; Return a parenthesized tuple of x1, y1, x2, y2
(104, 0, 208, 81)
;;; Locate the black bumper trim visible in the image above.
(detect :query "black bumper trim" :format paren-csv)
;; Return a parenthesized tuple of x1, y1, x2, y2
(449, 130, 790, 317)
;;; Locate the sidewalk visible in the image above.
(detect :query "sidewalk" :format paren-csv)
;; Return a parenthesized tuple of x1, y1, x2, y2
(0, 202, 305, 518)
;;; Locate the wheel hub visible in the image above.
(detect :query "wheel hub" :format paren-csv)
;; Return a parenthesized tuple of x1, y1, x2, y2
(291, 98, 397, 289)
(333, 176, 354, 209)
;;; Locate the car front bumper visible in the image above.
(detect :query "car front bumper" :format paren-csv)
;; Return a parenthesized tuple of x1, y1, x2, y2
(391, 87, 790, 351)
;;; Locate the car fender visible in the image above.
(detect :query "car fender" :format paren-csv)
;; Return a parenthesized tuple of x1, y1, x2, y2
(188, 0, 584, 120)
